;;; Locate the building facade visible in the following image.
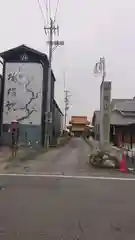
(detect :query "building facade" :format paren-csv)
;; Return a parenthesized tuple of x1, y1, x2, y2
(0, 45, 63, 146)
(110, 99, 135, 149)
(92, 98, 135, 149)
(68, 116, 90, 137)
(52, 99, 63, 139)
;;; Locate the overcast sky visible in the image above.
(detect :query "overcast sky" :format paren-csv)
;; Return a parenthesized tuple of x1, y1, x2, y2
(0, 0, 135, 122)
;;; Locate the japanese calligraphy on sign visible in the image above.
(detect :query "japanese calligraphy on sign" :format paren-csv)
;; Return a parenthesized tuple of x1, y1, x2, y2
(8, 72, 17, 82)
(7, 87, 16, 97)
(3, 62, 43, 124)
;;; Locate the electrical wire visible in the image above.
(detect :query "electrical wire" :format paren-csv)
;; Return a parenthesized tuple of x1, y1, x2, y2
(54, 0, 60, 24)
(48, 0, 51, 20)
(44, 0, 49, 25)
(37, 0, 46, 26)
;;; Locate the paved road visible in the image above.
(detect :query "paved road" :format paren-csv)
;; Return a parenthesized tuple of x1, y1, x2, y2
(34, 137, 91, 175)
(0, 175, 135, 239)
(6, 138, 91, 175)
(6, 137, 133, 178)
(1, 138, 135, 239)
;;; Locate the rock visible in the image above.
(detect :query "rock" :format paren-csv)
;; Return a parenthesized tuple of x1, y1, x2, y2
(103, 160, 115, 168)
(103, 154, 109, 160)
(88, 148, 120, 168)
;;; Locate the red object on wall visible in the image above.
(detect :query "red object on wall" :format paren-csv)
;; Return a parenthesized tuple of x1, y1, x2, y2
(11, 121, 18, 130)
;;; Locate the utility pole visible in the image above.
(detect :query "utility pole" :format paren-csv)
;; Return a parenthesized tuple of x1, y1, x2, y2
(100, 57, 106, 83)
(99, 57, 106, 148)
(94, 57, 106, 147)
(64, 89, 71, 130)
(44, 18, 64, 147)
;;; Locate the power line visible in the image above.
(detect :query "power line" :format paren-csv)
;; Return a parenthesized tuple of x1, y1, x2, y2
(48, 0, 51, 19)
(64, 73, 71, 130)
(37, 0, 46, 26)
(44, 0, 49, 25)
(64, 89, 71, 129)
(54, 0, 60, 24)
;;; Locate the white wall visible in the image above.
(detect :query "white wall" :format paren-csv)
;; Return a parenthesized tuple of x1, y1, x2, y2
(3, 62, 43, 125)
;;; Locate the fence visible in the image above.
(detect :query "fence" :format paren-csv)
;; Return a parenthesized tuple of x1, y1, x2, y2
(124, 149, 135, 169)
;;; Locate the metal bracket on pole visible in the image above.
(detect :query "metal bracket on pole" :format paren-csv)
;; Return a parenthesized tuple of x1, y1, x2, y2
(48, 112, 52, 123)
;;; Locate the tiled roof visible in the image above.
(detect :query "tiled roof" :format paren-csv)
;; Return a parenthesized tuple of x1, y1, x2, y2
(0, 44, 46, 59)
(0, 44, 56, 82)
(113, 100, 135, 112)
(111, 111, 135, 125)
(111, 98, 135, 125)
(111, 98, 132, 109)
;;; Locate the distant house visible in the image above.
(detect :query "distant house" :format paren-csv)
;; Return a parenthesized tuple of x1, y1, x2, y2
(110, 99, 135, 148)
(92, 98, 135, 149)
